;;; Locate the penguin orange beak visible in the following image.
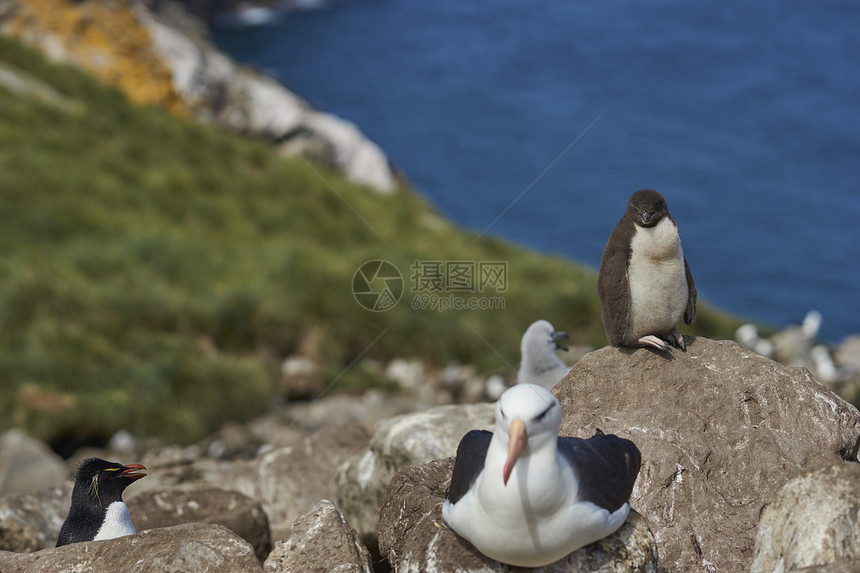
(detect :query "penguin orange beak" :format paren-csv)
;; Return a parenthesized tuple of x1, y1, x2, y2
(503, 418, 528, 486)
(120, 464, 147, 480)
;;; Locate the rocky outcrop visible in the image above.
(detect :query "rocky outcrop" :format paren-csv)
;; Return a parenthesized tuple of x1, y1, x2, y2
(0, 429, 68, 495)
(132, 421, 371, 541)
(128, 488, 271, 561)
(0, 522, 263, 572)
(336, 403, 494, 543)
(0, 0, 397, 192)
(833, 335, 860, 406)
(751, 462, 860, 573)
(735, 315, 860, 409)
(0, 484, 71, 552)
(378, 459, 658, 572)
(554, 337, 860, 573)
(263, 499, 374, 573)
(5, 339, 859, 571)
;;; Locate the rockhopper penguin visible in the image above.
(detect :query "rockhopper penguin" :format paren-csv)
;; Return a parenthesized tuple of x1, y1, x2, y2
(56, 457, 147, 547)
(442, 384, 641, 567)
(598, 189, 697, 352)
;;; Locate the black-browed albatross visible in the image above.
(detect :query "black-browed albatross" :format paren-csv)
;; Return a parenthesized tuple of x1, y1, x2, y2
(442, 384, 641, 567)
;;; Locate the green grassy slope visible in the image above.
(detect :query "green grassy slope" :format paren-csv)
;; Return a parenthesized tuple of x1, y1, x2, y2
(0, 36, 743, 447)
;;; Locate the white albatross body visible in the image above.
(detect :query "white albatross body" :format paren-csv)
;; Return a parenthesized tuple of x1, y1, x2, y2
(442, 384, 640, 567)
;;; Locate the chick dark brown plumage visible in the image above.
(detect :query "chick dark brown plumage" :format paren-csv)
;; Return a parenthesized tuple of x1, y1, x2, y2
(598, 189, 696, 352)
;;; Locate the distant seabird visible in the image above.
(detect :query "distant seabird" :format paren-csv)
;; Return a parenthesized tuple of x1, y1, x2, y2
(442, 384, 641, 567)
(56, 457, 147, 547)
(598, 189, 697, 351)
(517, 320, 570, 389)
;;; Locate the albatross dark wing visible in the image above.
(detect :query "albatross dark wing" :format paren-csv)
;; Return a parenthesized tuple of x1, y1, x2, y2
(558, 433, 641, 513)
(446, 430, 493, 505)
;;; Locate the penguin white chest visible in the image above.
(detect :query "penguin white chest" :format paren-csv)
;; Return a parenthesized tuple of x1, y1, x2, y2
(93, 501, 136, 541)
(626, 218, 688, 340)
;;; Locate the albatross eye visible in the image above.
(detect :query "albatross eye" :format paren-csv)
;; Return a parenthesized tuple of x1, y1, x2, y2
(535, 403, 555, 422)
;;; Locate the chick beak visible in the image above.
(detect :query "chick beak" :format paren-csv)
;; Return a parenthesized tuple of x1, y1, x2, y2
(503, 418, 528, 486)
(552, 331, 569, 352)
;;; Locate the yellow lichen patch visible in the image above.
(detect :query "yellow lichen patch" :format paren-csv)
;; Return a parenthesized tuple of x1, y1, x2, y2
(5, 0, 186, 115)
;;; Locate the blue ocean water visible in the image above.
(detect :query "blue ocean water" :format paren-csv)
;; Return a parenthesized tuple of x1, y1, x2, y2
(212, 1, 860, 342)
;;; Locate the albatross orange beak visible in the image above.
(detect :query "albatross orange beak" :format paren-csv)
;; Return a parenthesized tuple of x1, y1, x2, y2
(503, 418, 528, 486)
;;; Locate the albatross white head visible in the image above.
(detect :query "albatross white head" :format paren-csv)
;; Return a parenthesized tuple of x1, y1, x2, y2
(496, 383, 563, 485)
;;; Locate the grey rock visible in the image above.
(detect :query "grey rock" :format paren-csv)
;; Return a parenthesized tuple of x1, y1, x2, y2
(252, 422, 370, 542)
(833, 335, 860, 407)
(378, 459, 658, 573)
(788, 562, 860, 573)
(385, 358, 426, 392)
(0, 430, 69, 496)
(336, 403, 495, 543)
(0, 522, 262, 572)
(834, 335, 860, 373)
(201, 423, 262, 460)
(129, 487, 271, 561)
(0, 484, 71, 552)
(280, 390, 417, 434)
(134, 422, 370, 542)
(554, 338, 860, 573)
(263, 499, 373, 573)
(751, 462, 860, 573)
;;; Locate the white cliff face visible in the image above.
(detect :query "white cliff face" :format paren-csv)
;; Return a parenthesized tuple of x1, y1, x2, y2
(138, 8, 396, 193)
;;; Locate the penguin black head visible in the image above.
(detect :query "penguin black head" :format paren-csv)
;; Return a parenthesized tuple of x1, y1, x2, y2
(626, 189, 668, 228)
(71, 457, 147, 509)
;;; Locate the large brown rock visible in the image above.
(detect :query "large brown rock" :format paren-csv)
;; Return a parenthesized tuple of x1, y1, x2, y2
(378, 459, 658, 573)
(133, 422, 371, 542)
(128, 487, 271, 561)
(0, 484, 71, 552)
(0, 522, 262, 572)
(336, 403, 495, 544)
(554, 338, 860, 573)
(263, 499, 374, 573)
(252, 422, 371, 541)
(751, 462, 860, 572)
